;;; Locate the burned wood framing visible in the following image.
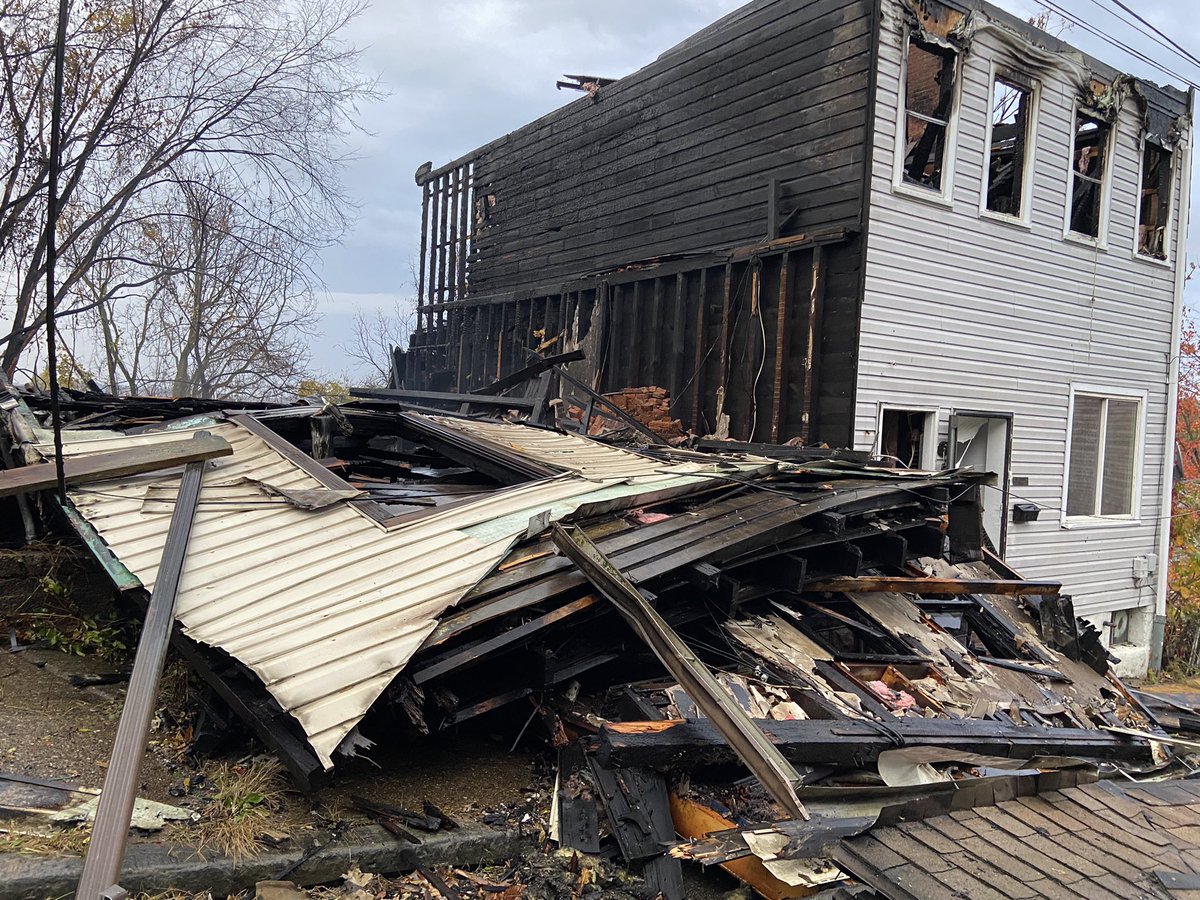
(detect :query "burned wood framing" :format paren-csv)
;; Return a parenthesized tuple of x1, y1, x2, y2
(803, 576, 1063, 596)
(404, 231, 862, 445)
(596, 718, 1152, 769)
(553, 523, 808, 820)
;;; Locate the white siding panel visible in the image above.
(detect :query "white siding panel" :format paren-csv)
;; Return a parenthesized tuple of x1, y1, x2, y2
(37, 417, 759, 767)
(859, 1, 1188, 620)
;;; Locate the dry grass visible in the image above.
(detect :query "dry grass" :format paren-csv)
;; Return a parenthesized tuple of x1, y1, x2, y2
(0, 820, 90, 856)
(172, 757, 287, 861)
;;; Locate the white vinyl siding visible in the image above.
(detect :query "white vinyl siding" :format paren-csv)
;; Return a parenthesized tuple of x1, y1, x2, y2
(856, 0, 1185, 619)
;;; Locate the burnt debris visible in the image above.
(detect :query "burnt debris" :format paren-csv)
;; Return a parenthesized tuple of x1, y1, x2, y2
(0, 367, 1187, 899)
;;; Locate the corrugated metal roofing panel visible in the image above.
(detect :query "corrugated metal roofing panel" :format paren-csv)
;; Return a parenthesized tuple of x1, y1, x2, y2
(36, 414, 744, 767)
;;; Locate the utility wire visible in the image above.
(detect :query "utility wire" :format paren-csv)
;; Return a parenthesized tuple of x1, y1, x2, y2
(44, 0, 69, 505)
(1040, 0, 1200, 89)
(1096, 0, 1200, 74)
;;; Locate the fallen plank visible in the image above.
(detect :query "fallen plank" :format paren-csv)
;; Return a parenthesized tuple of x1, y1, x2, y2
(803, 576, 1062, 596)
(552, 523, 808, 821)
(597, 719, 1153, 769)
(0, 432, 232, 498)
(470, 349, 584, 395)
(669, 794, 812, 900)
(77, 456, 208, 899)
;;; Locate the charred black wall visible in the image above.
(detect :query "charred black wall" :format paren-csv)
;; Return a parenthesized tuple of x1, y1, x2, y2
(459, 0, 876, 296)
(408, 0, 878, 447)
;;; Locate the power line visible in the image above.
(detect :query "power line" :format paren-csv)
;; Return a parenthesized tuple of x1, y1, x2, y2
(1080, 0, 1200, 76)
(1100, 0, 1200, 74)
(1039, 0, 1200, 90)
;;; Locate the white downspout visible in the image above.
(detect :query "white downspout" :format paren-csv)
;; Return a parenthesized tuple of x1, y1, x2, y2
(1153, 89, 1195, 669)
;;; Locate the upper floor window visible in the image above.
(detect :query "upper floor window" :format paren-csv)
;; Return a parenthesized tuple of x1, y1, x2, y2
(1137, 141, 1173, 259)
(1065, 390, 1141, 519)
(985, 75, 1034, 218)
(902, 37, 957, 191)
(1068, 111, 1111, 238)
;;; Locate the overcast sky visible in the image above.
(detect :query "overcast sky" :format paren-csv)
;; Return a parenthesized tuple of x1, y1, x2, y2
(316, 0, 1200, 379)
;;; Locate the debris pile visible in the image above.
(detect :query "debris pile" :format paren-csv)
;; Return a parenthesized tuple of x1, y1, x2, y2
(0, 366, 1185, 898)
(580, 387, 685, 441)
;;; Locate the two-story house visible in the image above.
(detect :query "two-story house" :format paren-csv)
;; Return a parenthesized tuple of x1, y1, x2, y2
(400, 0, 1193, 674)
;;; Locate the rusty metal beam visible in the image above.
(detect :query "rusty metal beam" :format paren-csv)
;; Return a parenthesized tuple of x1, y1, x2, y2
(550, 523, 808, 821)
(76, 454, 207, 900)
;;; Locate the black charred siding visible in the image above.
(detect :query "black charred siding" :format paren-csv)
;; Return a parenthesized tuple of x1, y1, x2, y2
(466, 0, 876, 295)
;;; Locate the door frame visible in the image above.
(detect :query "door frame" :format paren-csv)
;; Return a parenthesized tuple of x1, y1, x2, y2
(947, 409, 1014, 556)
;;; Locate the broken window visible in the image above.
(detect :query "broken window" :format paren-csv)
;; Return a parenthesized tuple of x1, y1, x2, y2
(1066, 392, 1140, 518)
(1068, 112, 1110, 238)
(879, 409, 935, 468)
(902, 37, 957, 190)
(985, 76, 1033, 217)
(1137, 141, 1172, 258)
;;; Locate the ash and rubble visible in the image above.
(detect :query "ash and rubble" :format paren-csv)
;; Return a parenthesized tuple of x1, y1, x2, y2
(2, 368, 1199, 900)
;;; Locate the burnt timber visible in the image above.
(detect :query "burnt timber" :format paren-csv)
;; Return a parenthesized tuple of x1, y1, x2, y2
(403, 0, 879, 445)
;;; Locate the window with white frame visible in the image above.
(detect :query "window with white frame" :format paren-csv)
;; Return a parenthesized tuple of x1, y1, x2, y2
(985, 74, 1034, 217)
(901, 36, 957, 191)
(1067, 111, 1111, 238)
(1137, 140, 1173, 259)
(1065, 392, 1141, 518)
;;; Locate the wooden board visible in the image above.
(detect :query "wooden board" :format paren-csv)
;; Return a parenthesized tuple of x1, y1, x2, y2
(804, 576, 1062, 596)
(0, 433, 232, 498)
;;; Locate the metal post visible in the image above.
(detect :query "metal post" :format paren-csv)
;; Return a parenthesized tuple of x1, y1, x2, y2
(76, 451, 208, 899)
(45, 0, 69, 504)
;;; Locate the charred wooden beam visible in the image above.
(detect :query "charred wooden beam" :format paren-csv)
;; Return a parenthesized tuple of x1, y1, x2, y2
(803, 576, 1062, 596)
(349, 387, 539, 410)
(597, 719, 1152, 769)
(410, 595, 600, 684)
(470, 349, 584, 396)
(552, 523, 808, 820)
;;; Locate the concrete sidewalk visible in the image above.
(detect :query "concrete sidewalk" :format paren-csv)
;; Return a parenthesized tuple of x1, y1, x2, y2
(0, 823, 525, 899)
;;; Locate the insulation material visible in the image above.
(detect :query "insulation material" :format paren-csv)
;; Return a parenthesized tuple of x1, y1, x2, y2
(38, 416, 740, 768)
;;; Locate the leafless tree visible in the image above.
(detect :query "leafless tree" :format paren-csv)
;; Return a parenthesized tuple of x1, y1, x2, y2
(340, 298, 417, 387)
(0, 0, 375, 382)
(79, 174, 317, 398)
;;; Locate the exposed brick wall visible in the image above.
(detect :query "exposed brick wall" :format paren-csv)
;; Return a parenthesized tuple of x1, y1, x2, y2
(569, 386, 686, 441)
